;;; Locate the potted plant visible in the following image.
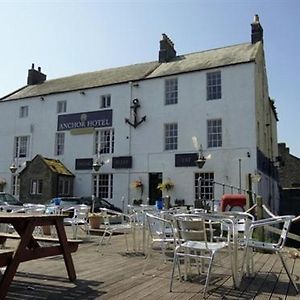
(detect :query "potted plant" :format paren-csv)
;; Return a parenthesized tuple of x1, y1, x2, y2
(131, 179, 144, 204)
(157, 179, 174, 192)
(88, 213, 103, 229)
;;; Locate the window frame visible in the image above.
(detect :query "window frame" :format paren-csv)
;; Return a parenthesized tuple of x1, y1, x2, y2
(100, 94, 111, 108)
(57, 100, 67, 113)
(165, 78, 178, 105)
(58, 177, 71, 196)
(164, 122, 178, 151)
(93, 173, 113, 199)
(95, 128, 114, 154)
(207, 71, 222, 100)
(207, 119, 222, 148)
(55, 132, 65, 156)
(19, 105, 29, 118)
(195, 172, 214, 201)
(30, 179, 43, 195)
(14, 136, 30, 158)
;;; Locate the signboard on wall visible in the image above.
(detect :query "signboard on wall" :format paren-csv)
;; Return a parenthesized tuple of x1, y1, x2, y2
(112, 156, 132, 169)
(75, 158, 93, 170)
(58, 110, 112, 131)
(175, 153, 198, 167)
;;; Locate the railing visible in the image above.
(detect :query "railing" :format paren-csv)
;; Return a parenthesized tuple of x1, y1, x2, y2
(246, 196, 300, 243)
(196, 177, 258, 210)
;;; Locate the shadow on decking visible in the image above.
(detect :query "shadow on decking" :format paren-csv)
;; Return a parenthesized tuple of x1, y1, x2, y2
(6, 271, 105, 300)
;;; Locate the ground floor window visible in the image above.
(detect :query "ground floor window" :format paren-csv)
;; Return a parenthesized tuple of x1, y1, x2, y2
(194, 172, 214, 201)
(58, 178, 71, 195)
(93, 173, 113, 199)
(30, 179, 43, 195)
(11, 175, 19, 197)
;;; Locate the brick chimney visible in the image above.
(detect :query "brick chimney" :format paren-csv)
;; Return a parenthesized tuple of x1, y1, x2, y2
(27, 63, 47, 85)
(251, 14, 263, 44)
(159, 33, 176, 63)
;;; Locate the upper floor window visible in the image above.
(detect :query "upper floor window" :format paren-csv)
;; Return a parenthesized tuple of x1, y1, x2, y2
(19, 106, 28, 118)
(207, 119, 222, 148)
(164, 123, 178, 150)
(165, 78, 178, 105)
(14, 136, 30, 158)
(30, 179, 43, 195)
(57, 100, 67, 113)
(55, 132, 65, 156)
(95, 128, 114, 154)
(100, 94, 111, 108)
(207, 71, 221, 100)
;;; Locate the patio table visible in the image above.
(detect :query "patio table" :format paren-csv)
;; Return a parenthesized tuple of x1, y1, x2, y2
(0, 213, 79, 299)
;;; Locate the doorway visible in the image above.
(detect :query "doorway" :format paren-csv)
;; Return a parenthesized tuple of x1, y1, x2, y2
(148, 173, 162, 205)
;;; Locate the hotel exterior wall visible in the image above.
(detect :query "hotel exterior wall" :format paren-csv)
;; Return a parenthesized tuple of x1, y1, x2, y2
(0, 61, 266, 208)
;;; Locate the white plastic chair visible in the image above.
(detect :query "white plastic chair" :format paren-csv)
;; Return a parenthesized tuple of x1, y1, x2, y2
(242, 215, 299, 293)
(170, 213, 232, 295)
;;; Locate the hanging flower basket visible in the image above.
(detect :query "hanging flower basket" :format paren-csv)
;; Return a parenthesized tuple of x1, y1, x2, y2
(157, 180, 174, 191)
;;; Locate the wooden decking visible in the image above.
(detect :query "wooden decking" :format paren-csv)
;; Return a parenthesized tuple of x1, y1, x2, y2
(1, 228, 299, 299)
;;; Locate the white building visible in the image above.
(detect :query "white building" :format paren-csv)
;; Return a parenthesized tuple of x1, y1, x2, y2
(0, 16, 279, 212)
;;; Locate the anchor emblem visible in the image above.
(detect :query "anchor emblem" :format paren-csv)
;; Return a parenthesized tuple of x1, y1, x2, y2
(125, 98, 146, 128)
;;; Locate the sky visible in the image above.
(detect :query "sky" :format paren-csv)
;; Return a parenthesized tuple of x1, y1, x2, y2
(0, 0, 300, 157)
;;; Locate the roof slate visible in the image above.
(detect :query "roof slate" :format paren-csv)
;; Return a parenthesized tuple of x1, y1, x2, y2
(42, 157, 74, 176)
(1, 42, 261, 101)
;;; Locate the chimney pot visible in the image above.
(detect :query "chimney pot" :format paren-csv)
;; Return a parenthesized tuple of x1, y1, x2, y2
(159, 33, 176, 63)
(251, 14, 263, 44)
(27, 64, 47, 85)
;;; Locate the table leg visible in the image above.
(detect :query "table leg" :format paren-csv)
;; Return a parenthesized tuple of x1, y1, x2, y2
(55, 219, 76, 281)
(0, 221, 36, 299)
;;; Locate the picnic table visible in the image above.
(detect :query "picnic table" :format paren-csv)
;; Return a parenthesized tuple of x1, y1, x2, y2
(0, 213, 81, 299)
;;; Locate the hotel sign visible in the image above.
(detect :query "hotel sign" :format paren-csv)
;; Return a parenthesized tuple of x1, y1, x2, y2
(75, 158, 93, 170)
(175, 153, 198, 167)
(112, 156, 132, 169)
(57, 110, 112, 131)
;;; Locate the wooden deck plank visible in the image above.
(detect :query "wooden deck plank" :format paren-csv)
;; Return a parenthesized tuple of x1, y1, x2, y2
(1, 228, 299, 299)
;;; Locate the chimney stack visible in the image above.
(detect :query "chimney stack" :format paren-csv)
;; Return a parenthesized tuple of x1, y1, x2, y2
(251, 14, 263, 44)
(27, 63, 47, 85)
(159, 33, 176, 63)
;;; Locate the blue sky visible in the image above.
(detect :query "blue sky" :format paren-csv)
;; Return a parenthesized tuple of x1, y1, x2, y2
(1, 0, 300, 157)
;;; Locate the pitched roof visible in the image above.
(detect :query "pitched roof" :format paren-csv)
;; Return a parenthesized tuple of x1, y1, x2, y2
(1, 42, 261, 101)
(42, 156, 74, 176)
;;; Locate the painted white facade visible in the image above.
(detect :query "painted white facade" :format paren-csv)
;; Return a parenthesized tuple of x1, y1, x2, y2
(0, 23, 280, 211)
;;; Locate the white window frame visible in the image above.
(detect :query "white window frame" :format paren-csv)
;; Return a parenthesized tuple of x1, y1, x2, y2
(14, 136, 30, 158)
(30, 179, 43, 195)
(195, 172, 214, 201)
(11, 175, 19, 197)
(164, 123, 178, 150)
(55, 132, 65, 156)
(207, 119, 222, 148)
(19, 106, 28, 118)
(95, 128, 114, 154)
(207, 71, 222, 100)
(165, 78, 178, 105)
(57, 100, 67, 113)
(93, 173, 113, 199)
(100, 94, 111, 108)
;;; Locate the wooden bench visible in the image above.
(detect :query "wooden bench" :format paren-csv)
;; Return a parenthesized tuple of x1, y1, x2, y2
(0, 233, 82, 254)
(0, 249, 14, 268)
